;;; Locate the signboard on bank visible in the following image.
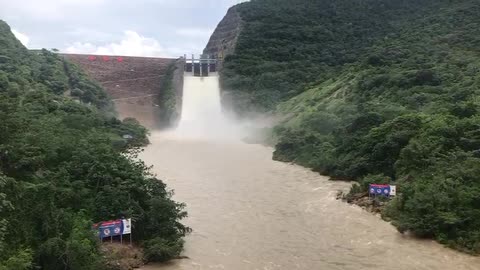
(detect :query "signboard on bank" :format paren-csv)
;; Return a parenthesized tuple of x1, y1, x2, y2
(369, 184, 396, 197)
(93, 218, 132, 239)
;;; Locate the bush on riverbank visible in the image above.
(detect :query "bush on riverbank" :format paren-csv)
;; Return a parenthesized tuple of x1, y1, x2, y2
(222, 0, 480, 252)
(0, 20, 188, 269)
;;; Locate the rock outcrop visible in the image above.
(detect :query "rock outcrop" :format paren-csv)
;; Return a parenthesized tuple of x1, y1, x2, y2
(101, 243, 144, 270)
(338, 191, 387, 215)
(203, 5, 242, 66)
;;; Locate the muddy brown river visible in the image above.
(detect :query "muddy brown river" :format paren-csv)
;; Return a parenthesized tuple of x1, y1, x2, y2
(139, 132, 480, 270)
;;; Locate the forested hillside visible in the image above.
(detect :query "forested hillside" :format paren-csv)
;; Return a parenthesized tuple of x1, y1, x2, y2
(222, 0, 480, 252)
(0, 20, 187, 269)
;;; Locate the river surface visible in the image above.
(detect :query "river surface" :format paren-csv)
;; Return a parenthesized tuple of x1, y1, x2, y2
(139, 132, 480, 270)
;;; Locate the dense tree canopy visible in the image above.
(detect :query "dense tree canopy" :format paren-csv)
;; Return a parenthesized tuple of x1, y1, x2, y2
(223, 0, 480, 252)
(0, 20, 188, 269)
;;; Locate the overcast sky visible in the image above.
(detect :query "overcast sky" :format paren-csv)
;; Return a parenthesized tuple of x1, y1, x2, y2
(0, 0, 246, 57)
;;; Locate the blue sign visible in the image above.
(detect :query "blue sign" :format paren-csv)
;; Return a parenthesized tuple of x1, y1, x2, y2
(93, 219, 132, 239)
(369, 184, 391, 196)
(98, 220, 123, 238)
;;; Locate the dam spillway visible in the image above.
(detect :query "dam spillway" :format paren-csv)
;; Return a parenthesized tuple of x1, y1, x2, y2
(173, 72, 245, 141)
(172, 54, 244, 140)
(176, 74, 222, 135)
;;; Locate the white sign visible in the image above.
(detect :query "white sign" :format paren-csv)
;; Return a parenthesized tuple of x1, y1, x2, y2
(122, 218, 132, 235)
(389, 185, 397, 196)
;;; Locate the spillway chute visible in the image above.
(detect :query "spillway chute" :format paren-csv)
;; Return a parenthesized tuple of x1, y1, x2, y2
(173, 71, 244, 141)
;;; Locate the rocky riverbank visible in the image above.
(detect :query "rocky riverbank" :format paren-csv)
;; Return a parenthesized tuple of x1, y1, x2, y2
(337, 190, 389, 216)
(101, 243, 144, 270)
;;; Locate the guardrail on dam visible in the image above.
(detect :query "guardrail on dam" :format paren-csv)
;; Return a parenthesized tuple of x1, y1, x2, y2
(183, 54, 220, 77)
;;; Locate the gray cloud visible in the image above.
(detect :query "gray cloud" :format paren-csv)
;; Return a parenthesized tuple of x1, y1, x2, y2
(1, 0, 247, 57)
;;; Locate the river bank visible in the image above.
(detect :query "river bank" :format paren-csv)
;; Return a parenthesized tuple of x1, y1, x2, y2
(101, 243, 144, 270)
(338, 190, 387, 215)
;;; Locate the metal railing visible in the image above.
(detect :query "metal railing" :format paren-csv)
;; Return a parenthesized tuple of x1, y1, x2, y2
(183, 54, 219, 77)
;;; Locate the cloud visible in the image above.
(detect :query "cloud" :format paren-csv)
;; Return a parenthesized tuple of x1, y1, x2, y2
(11, 29, 30, 47)
(65, 30, 184, 57)
(66, 28, 116, 42)
(1, 0, 250, 54)
(0, 0, 107, 21)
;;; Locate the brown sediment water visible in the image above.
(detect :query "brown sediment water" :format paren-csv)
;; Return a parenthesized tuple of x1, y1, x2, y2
(139, 133, 480, 270)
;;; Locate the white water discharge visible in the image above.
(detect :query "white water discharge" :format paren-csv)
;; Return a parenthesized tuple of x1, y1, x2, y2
(174, 73, 245, 140)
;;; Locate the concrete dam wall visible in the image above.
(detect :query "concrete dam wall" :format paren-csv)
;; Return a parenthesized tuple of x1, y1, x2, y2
(62, 54, 183, 129)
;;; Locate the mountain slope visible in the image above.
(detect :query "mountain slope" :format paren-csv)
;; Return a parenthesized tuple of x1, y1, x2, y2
(222, 0, 461, 111)
(219, 0, 480, 252)
(0, 20, 187, 269)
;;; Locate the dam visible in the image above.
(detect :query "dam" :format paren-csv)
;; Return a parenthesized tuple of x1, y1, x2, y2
(62, 54, 179, 129)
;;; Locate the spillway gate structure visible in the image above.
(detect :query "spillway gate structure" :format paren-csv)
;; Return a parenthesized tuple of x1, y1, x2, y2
(184, 54, 219, 77)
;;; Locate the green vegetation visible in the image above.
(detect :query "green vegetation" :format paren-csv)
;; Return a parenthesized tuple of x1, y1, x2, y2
(0, 20, 188, 269)
(224, 0, 480, 252)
